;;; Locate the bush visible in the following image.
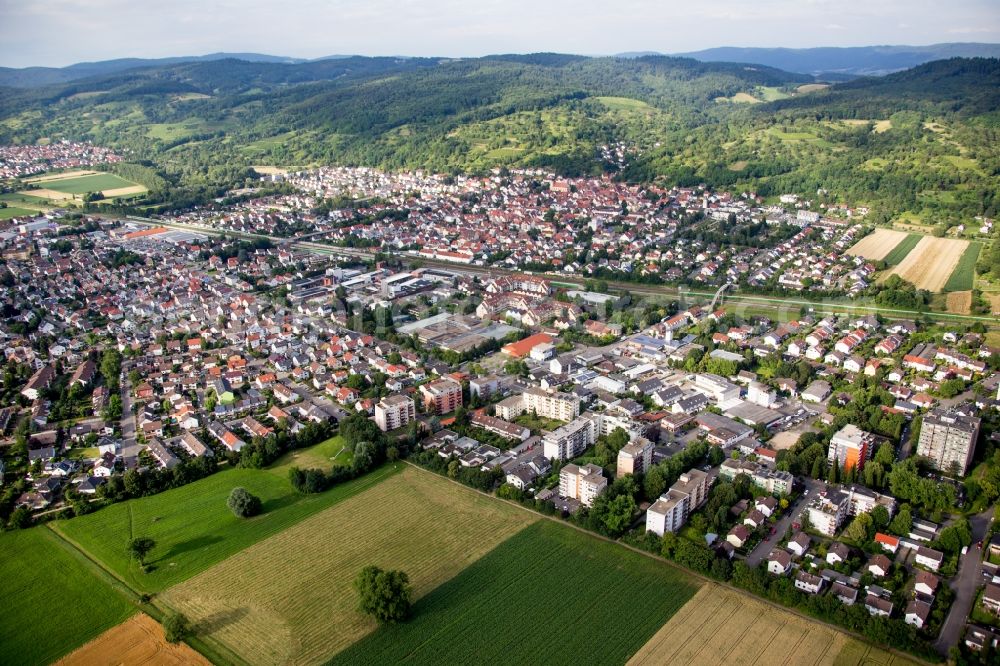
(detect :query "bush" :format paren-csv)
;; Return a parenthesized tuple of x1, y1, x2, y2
(227, 487, 262, 518)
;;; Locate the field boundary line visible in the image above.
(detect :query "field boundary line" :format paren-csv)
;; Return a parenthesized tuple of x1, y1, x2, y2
(404, 464, 936, 666)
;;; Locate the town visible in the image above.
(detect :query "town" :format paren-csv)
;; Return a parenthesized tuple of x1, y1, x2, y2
(2, 166, 1000, 664)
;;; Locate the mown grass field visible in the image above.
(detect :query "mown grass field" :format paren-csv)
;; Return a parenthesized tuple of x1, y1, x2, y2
(942, 241, 982, 292)
(29, 172, 135, 194)
(268, 434, 353, 475)
(881, 233, 922, 266)
(160, 466, 538, 666)
(0, 528, 135, 666)
(330, 519, 700, 666)
(628, 585, 920, 666)
(55, 463, 402, 593)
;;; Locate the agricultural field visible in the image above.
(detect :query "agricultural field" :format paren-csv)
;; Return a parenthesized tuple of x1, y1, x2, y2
(160, 466, 538, 666)
(0, 205, 36, 219)
(886, 236, 971, 292)
(946, 290, 973, 315)
(55, 463, 401, 593)
(628, 585, 920, 666)
(16, 170, 147, 204)
(845, 228, 911, 261)
(53, 613, 209, 666)
(0, 528, 135, 666)
(881, 234, 923, 266)
(330, 519, 700, 666)
(942, 241, 982, 292)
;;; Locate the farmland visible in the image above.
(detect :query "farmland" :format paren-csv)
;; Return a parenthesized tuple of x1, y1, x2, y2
(881, 233, 923, 266)
(0, 528, 135, 666)
(53, 613, 209, 666)
(886, 236, 971, 292)
(0, 205, 36, 219)
(16, 170, 148, 204)
(329, 519, 700, 665)
(845, 228, 911, 262)
(160, 466, 538, 665)
(942, 241, 982, 292)
(55, 463, 401, 593)
(628, 585, 920, 666)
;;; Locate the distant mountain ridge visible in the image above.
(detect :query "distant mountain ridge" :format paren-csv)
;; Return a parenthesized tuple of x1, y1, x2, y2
(0, 52, 352, 88)
(669, 43, 1000, 77)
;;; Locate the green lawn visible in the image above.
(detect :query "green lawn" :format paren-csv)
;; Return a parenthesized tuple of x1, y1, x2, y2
(268, 435, 354, 475)
(55, 463, 401, 593)
(943, 241, 982, 292)
(0, 528, 135, 666)
(328, 520, 701, 665)
(882, 233, 922, 266)
(0, 206, 36, 219)
(514, 413, 566, 433)
(37, 173, 134, 194)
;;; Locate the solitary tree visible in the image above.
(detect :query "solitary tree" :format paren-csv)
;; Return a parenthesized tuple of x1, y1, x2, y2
(354, 565, 412, 624)
(162, 611, 190, 643)
(227, 487, 262, 518)
(128, 536, 155, 567)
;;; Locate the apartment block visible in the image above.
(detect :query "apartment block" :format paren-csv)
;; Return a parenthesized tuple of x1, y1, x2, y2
(828, 424, 876, 471)
(916, 406, 981, 477)
(805, 490, 850, 537)
(374, 394, 416, 432)
(542, 414, 597, 461)
(559, 463, 607, 507)
(617, 438, 654, 477)
(419, 377, 463, 415)
(645, 468, 711, 536)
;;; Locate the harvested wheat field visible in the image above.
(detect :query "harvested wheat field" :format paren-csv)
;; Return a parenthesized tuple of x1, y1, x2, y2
(888, 236, 970, 292)
(628, 584, 920, 666)
(100, 185, 147, 197)
(845, 228, 910, 261)
(946, 291, 972, 314)
(160, 466, 537, 666)
(55, 613, 209, 666)
(24, 170, 98, 183)
(251, 166, 289, 175)
(19, 188, 75, 201)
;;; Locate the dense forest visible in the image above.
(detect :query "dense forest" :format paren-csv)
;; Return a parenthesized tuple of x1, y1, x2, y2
(1, 54, 998, 221)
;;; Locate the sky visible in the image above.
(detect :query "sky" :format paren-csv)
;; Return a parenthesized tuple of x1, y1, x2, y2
(1, 0, 999, 68)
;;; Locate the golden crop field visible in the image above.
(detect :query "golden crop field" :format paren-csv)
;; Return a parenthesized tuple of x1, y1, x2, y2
(160, 466, 538, 666)
(54, 613, 210, 666)
(845, 228, 910, 261)
(628, 585, 922, 666)
(888, 236, 970, 292)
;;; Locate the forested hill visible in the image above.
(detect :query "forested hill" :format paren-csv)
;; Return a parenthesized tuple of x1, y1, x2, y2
(0, 53, 998, 222)
(673, 43, 1000, 77)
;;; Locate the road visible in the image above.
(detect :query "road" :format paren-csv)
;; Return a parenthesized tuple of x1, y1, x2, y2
(119, 383, 136, 451)
(934, 508, 994, 655)
(746, 478, 823, 567)
(123, 217, 1000, 325)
